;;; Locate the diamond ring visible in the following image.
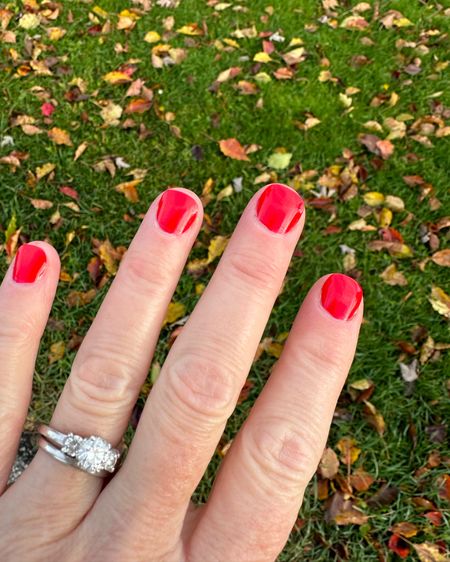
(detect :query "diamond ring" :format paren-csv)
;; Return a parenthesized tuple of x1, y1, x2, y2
(37, 425, 121, 477)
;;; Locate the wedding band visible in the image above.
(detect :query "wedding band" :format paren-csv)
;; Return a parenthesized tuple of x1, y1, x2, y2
(37, 425, 121, 477)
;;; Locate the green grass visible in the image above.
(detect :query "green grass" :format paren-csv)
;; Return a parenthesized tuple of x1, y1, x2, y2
(1, 0, 449, 560)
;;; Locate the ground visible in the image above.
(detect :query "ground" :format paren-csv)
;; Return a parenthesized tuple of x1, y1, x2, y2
(0, 0, 449, 560)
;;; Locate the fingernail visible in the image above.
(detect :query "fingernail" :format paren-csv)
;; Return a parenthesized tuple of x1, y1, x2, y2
(13, 244, 47, 283)
(256, 183, 304, 234)
(321, 274, 363, 321)
(157, 189, 198, 234)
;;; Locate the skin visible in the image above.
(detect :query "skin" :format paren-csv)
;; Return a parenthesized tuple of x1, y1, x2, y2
(0, 186, 363, 562)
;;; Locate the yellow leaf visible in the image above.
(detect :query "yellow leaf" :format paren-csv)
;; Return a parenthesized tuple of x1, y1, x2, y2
(163, 302, 186, 326)
(36, 162, 55, 180)
(337, 437, 361, 465)
(380, 264, 408, 286)
(144, 30, 161, 43)
(92, 6, 108, 18)
(207, 235, 228, 263)
(394, 17, 413, 27)
(114, 179, 141, 202)
(98, 240, 118, 275)
(74, 141, 88, 161)
(47, 27, 66, 41)
(187, 258, 209, 274)
(216, 185, 233, 201)
(177, 23, 203, 36)
(363, 191, 385, 207)
(48, 341, 65, 364)
(18, 13, 40, 30)
(253, 52, 273, 63)
(413, 542, 449, 562)
(103, 71, 132, 85)
(339, 93, 352, 108)
(363, 401, 386, 436)
(429, 286, 450, 319)
(378, 207, 393, 227)
(48, 127, 72, 146)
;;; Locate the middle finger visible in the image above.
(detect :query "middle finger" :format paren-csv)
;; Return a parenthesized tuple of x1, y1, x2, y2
(90, 184, 305, 555)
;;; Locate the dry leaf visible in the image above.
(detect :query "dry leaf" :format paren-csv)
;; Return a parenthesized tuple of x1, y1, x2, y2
(363, 401, 386, 436)
(380, 264, 408, 286)
(30, 199, 53, 210)
(114, 179, 141, 202)
(319, 448, 340, 479)
(74, 141, 88, 161)
(67, 289, 97, 307)
(337, 437, 361, 465)
(207, 235, 228, 263)
(413, 542, 449, 562)
(219, 138, 249, 161)
(429, 286, 450, 318)
(48, 341, 65, 364)
(48, 127, 72, 146)
(163, 302, 186, 326)
(350, 468, 374, 492)
(431, 249, 450, 267)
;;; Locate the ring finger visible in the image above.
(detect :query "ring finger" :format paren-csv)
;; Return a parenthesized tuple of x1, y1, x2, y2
(4, 188, 203, 524)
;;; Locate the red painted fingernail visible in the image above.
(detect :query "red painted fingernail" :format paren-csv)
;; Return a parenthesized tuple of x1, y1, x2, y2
(321, 274, 363, 321)
(256, 183, 304, 234)
(13, 244, 47, 283)
(157, 189, 198, 234)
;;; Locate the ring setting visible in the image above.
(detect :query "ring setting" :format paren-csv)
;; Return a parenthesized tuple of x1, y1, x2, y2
(37, 425, 121, 477)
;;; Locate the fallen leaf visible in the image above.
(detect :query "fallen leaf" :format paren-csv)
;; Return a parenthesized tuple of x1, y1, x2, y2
(325, 492, 368, 525)
(349, 468, 374, 492)
(18, 13, 40, 29)
(429, 286, 450, 318)
(363, 191, 385, 207)
(144, 30, 161, 43)
(98, 240, 119, 275)
(388, 534, 410, 559)
(219, 138, 249, 161)
(41, 102, 55, 117)
(337, 437, 361, 465)
(114, 179, 141, 202)
(48, 341, 65, 364)
(100, 101, 123, 126)
(216, 66, 241, 83)
(207, 235, 228, 263)
(437, 474, 450, 502)
(319, 448, 340, 479)
(363, 401, 386, 436)
(390, 521, 419, 538)
(424, 511, 443, 527)
(400, 359, 419, 383)
(268, 152, 292, 170)
(380, 264, 408, 286)
(67, 289, 97, 308)
(163, 302, 186, 326)
(30, 199, 53, 210)
(367, 484, 399, 507)
(48, 127, 72, 146)
(59, 186, 79, 200)
(413, 542, 449, 562)
(177, 23, 203, 36)
(431, 249, 450, 267)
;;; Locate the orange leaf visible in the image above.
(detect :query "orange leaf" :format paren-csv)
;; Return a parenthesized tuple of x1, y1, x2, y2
(219, 138, 249, 161)
(125, 98, 152, 114)
(114, 179, 141, 202)
(48, 127, 72, 146)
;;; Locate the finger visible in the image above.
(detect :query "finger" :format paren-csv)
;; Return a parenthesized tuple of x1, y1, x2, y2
(11, 189, 202, 520)
(190, 274, 363, 561)
(91, 184, 305, 555)
(0, 242, 60, 492)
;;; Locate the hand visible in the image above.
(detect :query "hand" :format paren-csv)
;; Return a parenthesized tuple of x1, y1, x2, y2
(0, 184, 363, 562)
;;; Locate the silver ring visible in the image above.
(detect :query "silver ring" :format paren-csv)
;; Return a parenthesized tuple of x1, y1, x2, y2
(38, 425, 121, 477)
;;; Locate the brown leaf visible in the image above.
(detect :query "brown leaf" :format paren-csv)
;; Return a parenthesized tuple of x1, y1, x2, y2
(390, 521, 419, 538)
(48, 341, 65, 364)
(325, 492, 368, 526)
(363, 401, 386, 435)
(376, 139, 394, 159)
(412, 542, 449, 562)
(437, 474, 450, 501)
(30, 198, 53, 209)
(367, 484, 399, 507)
(67, 289, 97, 307)
(350, 468, 374, 492)
(431, 249, 450, 267)
(319, 448, 340, 479)
(48, 127, 73, 146)
(219, 138, 250, 161)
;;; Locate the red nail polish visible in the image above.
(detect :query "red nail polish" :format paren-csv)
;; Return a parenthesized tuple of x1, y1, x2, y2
(156, 189, 198, 234)
(256, 183, 304, 234)
(13, 244, 47, 283)
(321, 274, 363, 321)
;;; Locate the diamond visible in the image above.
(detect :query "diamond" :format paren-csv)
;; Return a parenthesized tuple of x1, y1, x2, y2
(61, 433, 83, 457)
(75, 436, 120, 475)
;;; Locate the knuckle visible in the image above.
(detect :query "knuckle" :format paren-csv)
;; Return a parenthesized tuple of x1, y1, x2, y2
(226, 248, 281, 292)
(243, 419, 321, 495)
(295, 335, 349, 379)
(121, 248, 174, 297)
(0, 314, 39, 348)
(68, 353, 139, 416)
(164, 354, 236, 424)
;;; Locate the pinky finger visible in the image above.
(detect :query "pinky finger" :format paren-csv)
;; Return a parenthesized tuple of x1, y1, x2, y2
(189, 274, 363, 562)
(0, 242, 60, 492)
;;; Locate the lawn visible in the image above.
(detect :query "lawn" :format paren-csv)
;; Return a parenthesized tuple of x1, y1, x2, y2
(1, 0, 449, 560)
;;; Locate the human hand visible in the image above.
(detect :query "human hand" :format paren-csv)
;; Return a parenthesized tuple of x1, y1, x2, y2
(0, 184, 363, 562)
